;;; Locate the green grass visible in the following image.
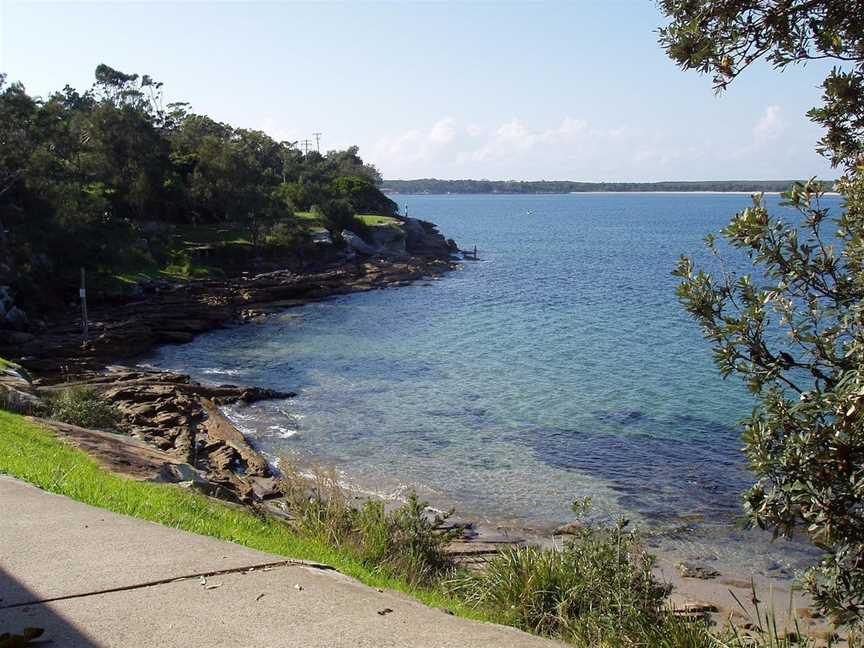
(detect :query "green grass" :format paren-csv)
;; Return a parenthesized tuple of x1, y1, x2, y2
(293, 211, 399, 229)
(170, 225, 252, 247)
(0, 411, 493, 623)
(356, 214, 400, 227)
(102, 225, 253, 291)
(0, 356, 21, 371)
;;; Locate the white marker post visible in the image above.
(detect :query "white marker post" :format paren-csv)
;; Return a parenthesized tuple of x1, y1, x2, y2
(80, 268, 89, 340)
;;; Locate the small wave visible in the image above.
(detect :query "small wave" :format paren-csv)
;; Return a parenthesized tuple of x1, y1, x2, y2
(268, 424, 298, 439)
(200, 367, 244, 376)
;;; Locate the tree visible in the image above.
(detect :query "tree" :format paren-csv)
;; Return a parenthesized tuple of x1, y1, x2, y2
(332, 175, 398, 215)
(660, 0, 864, 625)
(0, 64, 390, 312)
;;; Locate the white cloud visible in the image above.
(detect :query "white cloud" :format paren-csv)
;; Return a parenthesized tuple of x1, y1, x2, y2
(753, 105, 785, 142)
(428, 118, 456, 144)
(372, 117, 458, 167)
(368, 111, 825, 181)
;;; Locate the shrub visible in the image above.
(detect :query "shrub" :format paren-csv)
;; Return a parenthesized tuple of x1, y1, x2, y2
(265, 221, 310, 250)
(660, 0, 864, 625)
(279, 466, 457, 585)
(316, 199, 369, 242)
(449, 518, 673, 643)
(46, 386, 119, 429)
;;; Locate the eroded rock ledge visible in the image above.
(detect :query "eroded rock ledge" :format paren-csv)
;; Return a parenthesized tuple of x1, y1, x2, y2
(23, 366, 289, 504)
(1, 256, 455, 377)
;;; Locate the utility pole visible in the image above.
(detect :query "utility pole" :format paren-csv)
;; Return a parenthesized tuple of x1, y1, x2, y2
(312, 132, 322, 152)
(300, 139, 312, 154)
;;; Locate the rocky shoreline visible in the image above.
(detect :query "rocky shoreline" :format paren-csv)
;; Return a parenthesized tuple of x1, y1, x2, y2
(1, 218, 515, 564)
(0, 219, 836, 638)
(1, 256, 453, 376)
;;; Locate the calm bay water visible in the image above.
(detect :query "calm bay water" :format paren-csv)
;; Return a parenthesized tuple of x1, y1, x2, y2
(146, 193, 836, 576)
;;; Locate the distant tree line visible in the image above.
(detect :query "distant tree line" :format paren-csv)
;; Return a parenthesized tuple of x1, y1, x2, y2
(0, 65, 396, 310)
(382, 179, 835, 194)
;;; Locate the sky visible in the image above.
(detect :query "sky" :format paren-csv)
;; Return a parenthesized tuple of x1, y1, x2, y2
(0, 0, 842, 181)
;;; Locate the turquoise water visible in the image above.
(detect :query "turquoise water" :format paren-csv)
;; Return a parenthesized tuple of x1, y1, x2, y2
(146, 193, 835, 575)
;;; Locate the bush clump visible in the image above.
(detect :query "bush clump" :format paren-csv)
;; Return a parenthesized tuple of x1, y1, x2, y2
(316, 199, 369, 243)
(46, 386, 119, 429)
(280, 467, 457, 586)
(450, 517, 677, 643)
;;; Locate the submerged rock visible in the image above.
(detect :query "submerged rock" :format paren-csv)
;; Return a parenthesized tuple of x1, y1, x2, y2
(553, 520, 585, 536)
(677, 561, 721, 579)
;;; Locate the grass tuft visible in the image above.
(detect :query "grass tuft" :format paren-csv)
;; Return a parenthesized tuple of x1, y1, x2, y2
(279, 465, 458, 586)
(45, 386, 119, 429)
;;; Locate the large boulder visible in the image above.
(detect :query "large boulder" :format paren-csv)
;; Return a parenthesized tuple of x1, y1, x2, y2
(0, 286, 13, 320)
(0, 286, 28, 331)
(367, 226, 407, 254)
(403, 218, 456, 257)
(0, 362, 42, 413)
(341, 230, 378, 256)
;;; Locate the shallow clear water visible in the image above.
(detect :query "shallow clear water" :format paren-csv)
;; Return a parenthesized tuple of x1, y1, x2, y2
(146, 193, 836, 577)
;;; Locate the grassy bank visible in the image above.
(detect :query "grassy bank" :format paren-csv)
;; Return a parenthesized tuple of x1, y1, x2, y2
(0, 411, 488, 621)
(0, 410, 829, 647)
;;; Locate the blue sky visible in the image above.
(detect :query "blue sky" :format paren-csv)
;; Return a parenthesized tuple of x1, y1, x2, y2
(0, 1, 840, 181)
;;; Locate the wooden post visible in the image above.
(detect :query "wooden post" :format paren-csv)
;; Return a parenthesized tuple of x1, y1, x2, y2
(80, 268, 89, 341)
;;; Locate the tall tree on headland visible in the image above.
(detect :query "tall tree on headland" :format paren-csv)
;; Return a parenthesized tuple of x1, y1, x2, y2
(659, 0, 864, 625)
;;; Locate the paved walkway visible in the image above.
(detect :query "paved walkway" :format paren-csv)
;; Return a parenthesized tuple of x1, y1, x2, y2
(0, 477, 561, 647)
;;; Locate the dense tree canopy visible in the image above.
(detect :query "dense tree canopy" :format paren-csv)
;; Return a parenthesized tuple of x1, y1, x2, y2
(660, 0, 864, 625)
(0, 65, 395, 310)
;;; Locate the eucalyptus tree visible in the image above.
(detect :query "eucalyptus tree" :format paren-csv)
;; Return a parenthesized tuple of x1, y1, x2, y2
(659, 0, 864, 624)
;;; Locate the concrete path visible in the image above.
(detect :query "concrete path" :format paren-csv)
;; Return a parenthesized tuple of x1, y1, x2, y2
(0, 477, 562, 647)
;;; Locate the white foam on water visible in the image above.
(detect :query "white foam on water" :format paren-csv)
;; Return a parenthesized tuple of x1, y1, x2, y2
(268, 424, 298, 439)
(201, 367, 244, 376)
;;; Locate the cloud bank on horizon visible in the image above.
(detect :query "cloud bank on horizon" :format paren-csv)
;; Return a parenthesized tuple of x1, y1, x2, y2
(372, 105, 829, 182)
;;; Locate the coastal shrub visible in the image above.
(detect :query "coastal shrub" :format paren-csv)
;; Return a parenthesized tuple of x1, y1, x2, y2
(279, 466, 457, 585)
(354, 494, 458, 586)
(265, 221, 309, 250)
(448, 518, 680, 644)
(660, 0, 864, 625)
(332, 175, 398, 216)
(46, 386, 119, 430)
(317, 199, 370, 243)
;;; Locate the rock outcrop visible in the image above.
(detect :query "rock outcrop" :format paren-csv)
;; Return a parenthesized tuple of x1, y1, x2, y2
(0, 256, 454, 376)
(0, 361, 41, 414)
(34, 366, 293, 504)
(403, 218, 457, 257)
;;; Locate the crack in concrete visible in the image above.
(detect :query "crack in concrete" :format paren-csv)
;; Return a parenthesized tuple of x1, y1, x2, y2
(0, 558, 335, 610)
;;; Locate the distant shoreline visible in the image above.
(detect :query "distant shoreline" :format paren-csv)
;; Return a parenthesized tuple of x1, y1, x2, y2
(386, 190, 841, 196)
(383, 179, 838, 195)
